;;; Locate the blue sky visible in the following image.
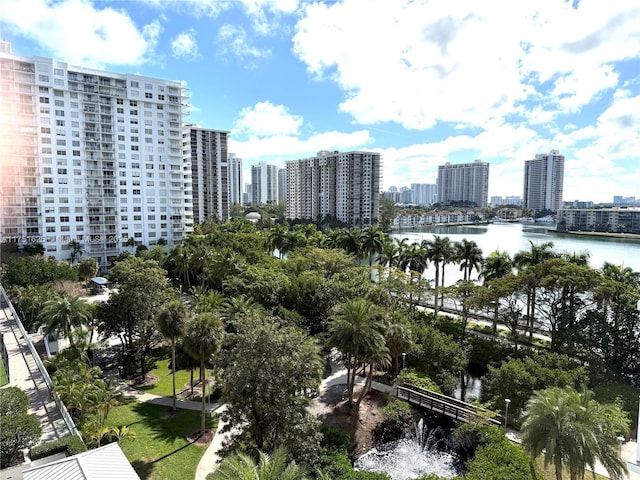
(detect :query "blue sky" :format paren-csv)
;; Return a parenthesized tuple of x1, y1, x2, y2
(1, 0, 639, 202)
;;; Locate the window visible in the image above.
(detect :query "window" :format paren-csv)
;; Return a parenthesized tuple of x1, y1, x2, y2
(158, 94, 164, 101)
(130, 81, 139, 88)
(117, 98, 124, 105)
(145, 83, 152, 90)
(145, 92, 153, 98)
(39, 97, 49, 104)
(54, 90, 64, 97)
(130, 109, 138, 116)
(130, 100, 138, 106)
(55, 110, 65, 116)
(54, 100, 64, 107)
(56, 120, 65, 127)
(39, 74, 50, 82)
(131, 145, 139, 151)
(54, 68, 64, 76)
(39, 86, 49, 93)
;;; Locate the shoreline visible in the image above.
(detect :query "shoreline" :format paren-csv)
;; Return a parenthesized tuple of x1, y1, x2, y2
(550, 229, 640, 241)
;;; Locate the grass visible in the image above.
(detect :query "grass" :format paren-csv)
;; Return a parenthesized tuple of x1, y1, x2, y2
(534, 456, 609, 480)
(105, 400, 216, 480)
(0, 357, 7, 386)
(138, 358, 215, 400)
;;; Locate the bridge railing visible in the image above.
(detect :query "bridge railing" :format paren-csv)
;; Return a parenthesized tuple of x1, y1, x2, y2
(397, 384, 501, 426)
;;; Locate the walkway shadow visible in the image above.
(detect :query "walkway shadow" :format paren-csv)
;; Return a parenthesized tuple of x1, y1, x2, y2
(131, 401, 212, 443)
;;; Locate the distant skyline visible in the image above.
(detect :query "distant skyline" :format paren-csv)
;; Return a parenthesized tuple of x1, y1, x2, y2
(1, 0, 639, 203)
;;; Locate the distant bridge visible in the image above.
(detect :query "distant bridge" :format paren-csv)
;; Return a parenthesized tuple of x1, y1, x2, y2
(396, 384, 502, 426)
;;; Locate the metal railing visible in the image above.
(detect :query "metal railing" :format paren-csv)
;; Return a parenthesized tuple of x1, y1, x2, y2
(0, 284, 81, 438)
(0, 333, 9, 382)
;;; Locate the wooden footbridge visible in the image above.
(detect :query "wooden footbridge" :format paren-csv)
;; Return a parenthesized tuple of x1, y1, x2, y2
(396, 384, 502, 426)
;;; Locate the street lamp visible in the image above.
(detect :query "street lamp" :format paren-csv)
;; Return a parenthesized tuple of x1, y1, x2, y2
(402, 352, 407, 371)
(504, 398, 511, 432)
(617, 436, 625, 457)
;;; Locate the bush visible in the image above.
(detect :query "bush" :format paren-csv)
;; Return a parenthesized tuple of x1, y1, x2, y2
(321, 426, 350, 451)
(395, 368, 442, 394)
(382, 399, 412, 425)
(0, 414, 41, 468)
(0, 387, 30, 416)
(593, 382, 640, 434)
(29, 435, 87, 460)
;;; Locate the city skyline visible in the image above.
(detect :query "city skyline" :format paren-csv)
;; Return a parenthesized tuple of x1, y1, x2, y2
(1, 0, 639, 203)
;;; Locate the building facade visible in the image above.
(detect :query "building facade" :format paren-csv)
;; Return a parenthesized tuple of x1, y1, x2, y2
(286, 150, 381, 227)
(557, 207, 640, 234)
(523, 150, 565, 212)
(411, 183, 437, 205)
(277, 167, 287, 203)
(0, 44, 191, 269)
(228, 153, 243, 206)
(185, 126, 229, 223)
(437, 160, 489, 208)
(251, 161, 278, 205)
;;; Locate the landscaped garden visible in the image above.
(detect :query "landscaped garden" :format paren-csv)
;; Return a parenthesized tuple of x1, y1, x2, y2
(105, 400, 215, 480)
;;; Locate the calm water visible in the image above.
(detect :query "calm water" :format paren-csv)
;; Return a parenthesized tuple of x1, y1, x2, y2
(391, 223, 640, 284)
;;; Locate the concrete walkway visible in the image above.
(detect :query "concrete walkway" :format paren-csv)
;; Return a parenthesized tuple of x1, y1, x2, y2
(0, 306, 71, 443)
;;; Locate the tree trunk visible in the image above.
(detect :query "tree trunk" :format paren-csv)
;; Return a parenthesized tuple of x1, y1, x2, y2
(200, 359, 206, 435)
(171, 339, 176, 411)
(555, 455, 564, 480)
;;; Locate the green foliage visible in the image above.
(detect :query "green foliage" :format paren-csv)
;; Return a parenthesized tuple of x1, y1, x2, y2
(77, 257, 99, 281)
(29, 435, 87, 460)
(382, 399, 412, 425)
(219, 315, 323, 462)
(592, 382, 639, 432)
(320, 426, 350, 452)
(395, 368, 442, 394)
(0, 414, 42, 468)
(462, 437, 532, 480)
(409, 324, 467, 395)
(8, 284, 54, 332)
(0, 386, 29, 416)
(210, 446, 308, 480)
(466, 336, 513, 374)
(482, 351, 588, 424)
(1, 256, 77, 287)
(338, 471, 391, 479)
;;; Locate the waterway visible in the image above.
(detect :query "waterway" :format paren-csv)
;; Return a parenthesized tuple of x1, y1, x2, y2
(391, 223, 640, 284)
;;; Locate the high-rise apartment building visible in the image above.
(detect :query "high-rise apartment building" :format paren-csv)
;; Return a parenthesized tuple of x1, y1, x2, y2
(0, 44, 190, 269)
(523, 150, 564, 212)
(185, 126, 229, 223)
(228, 153, 243, 206)
(286, 150, 381, 227)
(411, 183, 437, 205)
(437, 160, 489, 208)
(251, 161, 278, 205)
(277, 168, 287, 203)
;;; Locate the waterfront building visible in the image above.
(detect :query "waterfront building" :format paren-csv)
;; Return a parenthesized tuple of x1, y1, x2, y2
(411, 183, 437, 206)
(557, 206, 640, 234)
(523, 150, 564, 212)
(228, 153, 243, 206)
(277, 167, 287, 203)
(613, 195, 638, 205)
(437, 160, 489, 208)
(286, 150, 381, 227)
(490, 195, 522, 206)
(251, 161, 278, 205)
(0, 43, 190, 269)
(186, 126, 229, 223)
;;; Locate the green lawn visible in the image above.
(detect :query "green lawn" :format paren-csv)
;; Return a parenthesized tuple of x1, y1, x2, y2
(0, 358, 8, 387)
(105, 401, 216, 480)
(534, 456, 609, 480)
(138, 358, 215, 399)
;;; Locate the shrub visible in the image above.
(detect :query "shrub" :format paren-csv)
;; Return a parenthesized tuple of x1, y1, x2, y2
(395, 368, 442, 394)
(321, 426, 350, 451)
(30, 435, 87, 460)
(0, 414, 41, 468)
(0, 387, 29, 416)
(382, 399, 412, 426)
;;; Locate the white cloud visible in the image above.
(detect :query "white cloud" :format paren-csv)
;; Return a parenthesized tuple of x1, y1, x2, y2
(292, 0, 640, 130)
(0, 0, 160, 68)
(171, 29, 201, 60)
(216, 24, 271, 65)
(234, 101, 304, 137)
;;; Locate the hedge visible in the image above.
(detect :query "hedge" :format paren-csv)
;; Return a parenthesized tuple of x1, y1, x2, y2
(30, 435, 87, 460)
(0, 386, 30, 416)
(0, 414, 42, 468)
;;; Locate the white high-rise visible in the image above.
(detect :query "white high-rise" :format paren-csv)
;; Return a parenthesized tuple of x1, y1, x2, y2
(286, 150, 381, 227)
(229, 154, 243, 206)
(437, 160, 489, 208)
(185, 126, 229, 223)
(251, 161, 278, 205)
(523, 150, 565, 212)
(0, 44, 191, 269)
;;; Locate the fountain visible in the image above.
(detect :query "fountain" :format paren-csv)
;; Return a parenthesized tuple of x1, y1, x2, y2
(353, 419, 460, 480)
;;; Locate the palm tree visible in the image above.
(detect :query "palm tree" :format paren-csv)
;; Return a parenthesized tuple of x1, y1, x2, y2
(211, 446, 307, 480)
(166, 244, 193, 288)
(455, 239, 484, 281)
(68, 240, 84, 264)
(182, 312, 222, 435)
(481, 250, 513, 283)
(328, 298, 387, 407)
(40, 294, 92, 346)
(521, 387, 628, 480)
(514, 240, 557, 341)
(361, 226, 386, 267)
(338, 227, 364, 261)
(425, 235, 453, 313)
(156, 299, 189, 412)
(385, 320, 413, 374)
(267, 225, 289, 258)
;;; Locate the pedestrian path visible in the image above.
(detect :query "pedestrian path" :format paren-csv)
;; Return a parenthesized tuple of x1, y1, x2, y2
(0, 305, 71, 443)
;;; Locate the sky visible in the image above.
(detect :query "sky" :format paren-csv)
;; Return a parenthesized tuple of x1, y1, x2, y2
(1, 0, 639, 203)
